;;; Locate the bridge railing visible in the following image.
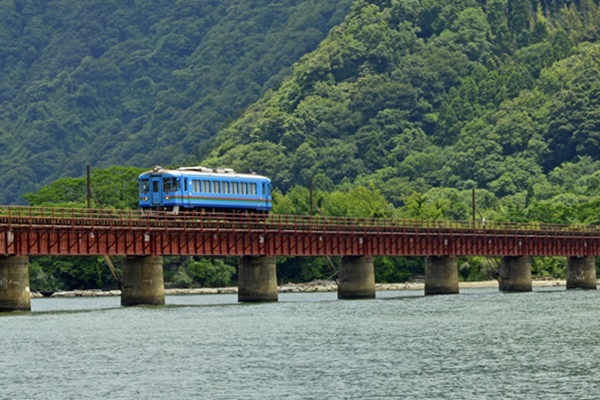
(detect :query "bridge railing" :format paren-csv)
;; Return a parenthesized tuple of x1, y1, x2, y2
(0, 206, 597, 234)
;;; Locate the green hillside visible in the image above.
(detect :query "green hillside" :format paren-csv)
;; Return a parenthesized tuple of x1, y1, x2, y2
(0, 0, 352, 203)
(20, 0, 600, 289)
(205, 0, 600, 223)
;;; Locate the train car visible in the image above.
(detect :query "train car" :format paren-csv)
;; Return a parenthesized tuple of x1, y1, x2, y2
(138, 166, 272, 214)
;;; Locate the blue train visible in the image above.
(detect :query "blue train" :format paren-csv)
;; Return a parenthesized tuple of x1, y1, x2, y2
(139, 166, 272, 214)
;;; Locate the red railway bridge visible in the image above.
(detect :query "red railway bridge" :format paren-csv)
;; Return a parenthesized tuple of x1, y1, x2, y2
(1, 206, 598, 312)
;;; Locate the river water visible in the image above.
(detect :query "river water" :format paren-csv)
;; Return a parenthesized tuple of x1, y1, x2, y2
(1, 287, 599, 399)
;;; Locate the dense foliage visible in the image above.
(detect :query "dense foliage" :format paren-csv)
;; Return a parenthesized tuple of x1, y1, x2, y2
(15, 0, 600, 289)
(201, 0, 600, 284)
(207, 0, 600, 223)
(0, 0, 352, 204)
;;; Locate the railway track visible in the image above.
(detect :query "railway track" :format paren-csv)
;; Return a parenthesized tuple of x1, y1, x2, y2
(0, 206, 598, 239)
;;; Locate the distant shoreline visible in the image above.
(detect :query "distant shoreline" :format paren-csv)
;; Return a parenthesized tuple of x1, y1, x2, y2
(32, 279, 569, 298)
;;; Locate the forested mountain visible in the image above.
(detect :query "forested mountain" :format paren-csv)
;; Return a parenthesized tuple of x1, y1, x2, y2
(205, 0, 600, 223)
(15, 0, 600, 289)
(0, 0, 352, 203)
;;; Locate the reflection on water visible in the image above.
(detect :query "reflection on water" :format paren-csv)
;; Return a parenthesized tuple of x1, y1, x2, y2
(2, 287, 599, 399)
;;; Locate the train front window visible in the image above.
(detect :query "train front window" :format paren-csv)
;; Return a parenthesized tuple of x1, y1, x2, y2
(140, 179, 149, 194)
(163, 178, 172, 192)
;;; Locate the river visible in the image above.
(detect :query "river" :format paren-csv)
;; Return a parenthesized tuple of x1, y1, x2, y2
(1, 287, 599, 399)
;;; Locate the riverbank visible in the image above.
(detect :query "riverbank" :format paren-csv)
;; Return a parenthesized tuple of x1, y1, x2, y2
(32, 279, 569, 298)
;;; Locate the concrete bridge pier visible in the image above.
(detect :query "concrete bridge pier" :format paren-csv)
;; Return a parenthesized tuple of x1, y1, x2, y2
(0, 255, 31, 312)
(121, 256, 165, 306)
(424, 256, 459, 295)
(338, 256, 375, 299)
(499, 256, 532, 292)
(566, 256, 597, 290)
(238, 256, 278, 302)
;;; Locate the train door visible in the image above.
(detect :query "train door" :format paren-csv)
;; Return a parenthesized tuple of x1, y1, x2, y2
(262, 182, 270, 210)
(150, 176, 162, 206)
(182, 178, 189, 208)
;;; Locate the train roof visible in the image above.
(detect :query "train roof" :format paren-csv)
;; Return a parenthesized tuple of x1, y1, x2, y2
(139, 166, 270, 181)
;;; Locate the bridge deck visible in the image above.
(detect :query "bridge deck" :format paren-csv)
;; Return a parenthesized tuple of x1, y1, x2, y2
(0, 207, 598, 257)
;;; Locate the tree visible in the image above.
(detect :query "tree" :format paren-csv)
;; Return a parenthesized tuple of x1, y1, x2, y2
(185, 258, 237, 287)
(24, 166, 144, 208)
(435, 7, 492, 62)
(321, 185, 393, 218)
(398, 192, 447, 220)
(508, 0, 531, 45)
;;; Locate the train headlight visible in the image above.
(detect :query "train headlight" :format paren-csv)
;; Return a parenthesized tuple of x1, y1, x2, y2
(143, 196, 149, 201)
(165, 196, 170, 200)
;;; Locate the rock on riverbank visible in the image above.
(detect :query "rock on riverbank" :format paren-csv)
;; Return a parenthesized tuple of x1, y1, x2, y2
(32, 279, 568, 298)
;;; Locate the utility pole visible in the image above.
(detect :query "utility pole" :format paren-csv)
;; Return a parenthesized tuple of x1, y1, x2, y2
(87, 165, 91, 209)
(309, 177, 314, 216)
(472, 188, 476, 225)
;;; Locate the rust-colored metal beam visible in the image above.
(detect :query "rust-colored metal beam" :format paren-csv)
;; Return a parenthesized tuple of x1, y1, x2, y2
(0, 207, 599, 257)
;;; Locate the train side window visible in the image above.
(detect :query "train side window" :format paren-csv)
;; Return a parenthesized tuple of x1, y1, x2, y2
(223, 182, 230, 194)
(193, 180, 201, 192)
(212, 181, 220, 193)
(184, 179, 187, 192)
(250, 183, 257, 195)
(232, 182, 238, 194)
(203, 180, 210, 193)
(173, 178, 179, 191)
(240, 183, 246, 195)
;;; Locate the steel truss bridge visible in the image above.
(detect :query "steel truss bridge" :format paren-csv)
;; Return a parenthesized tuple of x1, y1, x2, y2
(0, 206, 598, 257)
